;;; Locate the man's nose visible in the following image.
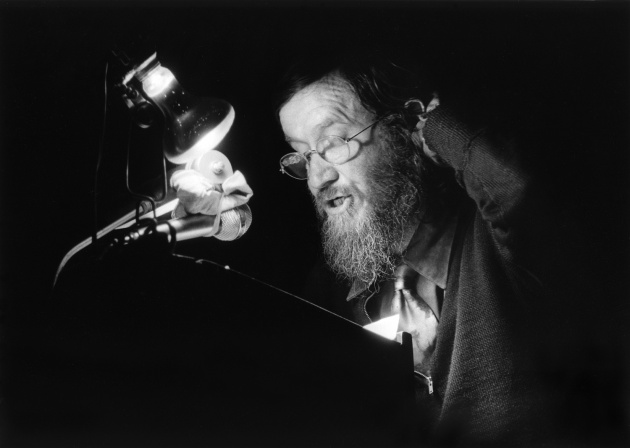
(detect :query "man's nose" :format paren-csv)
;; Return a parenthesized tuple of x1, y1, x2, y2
(307, 153, 338, 191)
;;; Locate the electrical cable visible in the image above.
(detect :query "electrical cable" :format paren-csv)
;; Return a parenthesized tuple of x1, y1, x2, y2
(93, 60, 109, 244)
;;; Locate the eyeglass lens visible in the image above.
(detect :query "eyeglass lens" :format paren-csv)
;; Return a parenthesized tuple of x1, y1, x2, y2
(280, 153, 309, 179)
(280, 136, 351, 180)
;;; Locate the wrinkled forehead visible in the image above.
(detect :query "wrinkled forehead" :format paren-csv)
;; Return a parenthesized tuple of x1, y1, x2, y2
(279, 74, 371, 134)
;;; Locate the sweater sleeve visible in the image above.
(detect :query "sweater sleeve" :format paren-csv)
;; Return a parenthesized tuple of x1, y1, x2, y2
(423, 105, 533, 249)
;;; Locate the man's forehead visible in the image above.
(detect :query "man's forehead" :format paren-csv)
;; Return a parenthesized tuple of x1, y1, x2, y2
(317, 74, 355, 99)
(280, 75, 369, 135)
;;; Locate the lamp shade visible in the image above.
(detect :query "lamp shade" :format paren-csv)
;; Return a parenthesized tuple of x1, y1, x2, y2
(135, 57, 235, 165)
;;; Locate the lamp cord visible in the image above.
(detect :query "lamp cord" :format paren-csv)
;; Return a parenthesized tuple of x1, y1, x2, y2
(92, 60, 109, 244)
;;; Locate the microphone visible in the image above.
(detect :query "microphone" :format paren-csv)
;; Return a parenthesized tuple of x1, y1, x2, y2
(128, 205, 252, 243)
(212, 205, 252, 241)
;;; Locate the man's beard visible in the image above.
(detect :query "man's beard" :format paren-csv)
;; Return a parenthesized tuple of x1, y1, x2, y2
(315, 143, 424, 286)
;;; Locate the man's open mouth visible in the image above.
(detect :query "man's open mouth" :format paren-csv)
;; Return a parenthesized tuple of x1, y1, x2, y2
(324, 195, 352, 214)
(330, 196, 347, 208)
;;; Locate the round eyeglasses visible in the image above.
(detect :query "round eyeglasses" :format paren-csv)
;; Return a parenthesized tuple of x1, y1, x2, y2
(279, 117, 384, 180)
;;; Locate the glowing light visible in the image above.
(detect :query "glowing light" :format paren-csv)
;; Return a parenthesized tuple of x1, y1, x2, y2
(142, 66, 175, 98)
(363, 314, 400, 340)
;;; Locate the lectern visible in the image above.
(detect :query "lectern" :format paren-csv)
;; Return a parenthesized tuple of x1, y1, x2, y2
(6, 243, 417, 447)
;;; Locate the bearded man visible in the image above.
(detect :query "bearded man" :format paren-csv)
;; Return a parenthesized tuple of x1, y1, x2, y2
(170, 47, 599, 445)
(272, 52, 583, 446)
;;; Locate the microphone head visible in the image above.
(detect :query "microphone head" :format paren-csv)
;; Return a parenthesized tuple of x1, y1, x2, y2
(215, 205, 252, 241)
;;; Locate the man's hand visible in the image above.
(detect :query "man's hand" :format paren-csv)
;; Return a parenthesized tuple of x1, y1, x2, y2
(406, 96, 446, 166)
(170, 169, 253, 219)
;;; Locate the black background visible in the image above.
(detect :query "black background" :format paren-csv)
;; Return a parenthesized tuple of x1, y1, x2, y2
(1, 0, 629, 445)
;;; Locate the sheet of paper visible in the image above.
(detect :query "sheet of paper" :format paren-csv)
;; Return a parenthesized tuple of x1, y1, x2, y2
(363, 314, 400, 341)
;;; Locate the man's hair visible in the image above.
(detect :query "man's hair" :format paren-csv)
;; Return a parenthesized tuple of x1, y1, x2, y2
(274, 43, 433, 123)
(274, 43, 460, 222)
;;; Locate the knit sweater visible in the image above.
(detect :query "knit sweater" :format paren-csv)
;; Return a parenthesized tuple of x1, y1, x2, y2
(346, 104, 566, 446)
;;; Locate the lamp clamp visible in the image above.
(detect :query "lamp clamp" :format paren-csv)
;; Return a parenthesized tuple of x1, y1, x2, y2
(116, 54, 162, 128)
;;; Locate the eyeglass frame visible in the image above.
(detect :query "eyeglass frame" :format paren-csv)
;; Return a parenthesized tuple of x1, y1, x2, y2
(278, 116, 386, 180)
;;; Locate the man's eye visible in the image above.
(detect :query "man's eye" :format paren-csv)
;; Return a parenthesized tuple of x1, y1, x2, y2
(318, 137, 335, 151)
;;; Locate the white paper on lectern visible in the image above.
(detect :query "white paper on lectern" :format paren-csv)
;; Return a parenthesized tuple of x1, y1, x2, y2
(363, 314, 400, 341)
